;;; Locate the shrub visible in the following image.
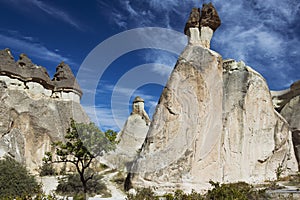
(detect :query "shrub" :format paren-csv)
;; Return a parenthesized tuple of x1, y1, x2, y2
(126, 187, 158, 200)
(56, 173, 110, 197)
(206, 181, 270, 200)
(0, 156, 41, 199)
(39, 162, 56, 176)
(126, 182, 271, 200)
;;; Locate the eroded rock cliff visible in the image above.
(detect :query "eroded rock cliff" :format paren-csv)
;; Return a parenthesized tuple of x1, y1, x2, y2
(0, 49, 89, 173)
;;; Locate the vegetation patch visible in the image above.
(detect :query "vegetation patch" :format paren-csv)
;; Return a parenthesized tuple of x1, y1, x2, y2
(56, 173, 110, 198)
(126, 181, 272, 200)
(0, 156, 41, 199)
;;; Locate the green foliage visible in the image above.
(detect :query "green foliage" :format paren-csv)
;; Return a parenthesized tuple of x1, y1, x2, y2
(0, 156, 41, 199)
(104, 129, 118, 143)
(126, 187, 159, 200)
(276, 163, 284, 180)
(206, 181, 270, 200)
(44, 119, 115, 198)
(206, 181, 249, 200)
(39, 163, 56, 176)
(56, 173, 109, 197)
(33, 193, 59, 200)
(164, 189, 204, 200)
(127, 182, 270, 200)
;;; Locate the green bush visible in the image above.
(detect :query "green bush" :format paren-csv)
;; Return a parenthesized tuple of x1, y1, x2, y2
(56, 173, 110, 197)
(206, 181, 269, 200)
(127, 182, 270, 200)
(126, 187, 158, 200)
(161, 189, 204, 200)
(39, 162, 56, 176)
(0, 156, 41, 199)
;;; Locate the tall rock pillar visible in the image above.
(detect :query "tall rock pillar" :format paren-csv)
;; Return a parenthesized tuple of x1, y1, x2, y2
(128, 3, 223, 192)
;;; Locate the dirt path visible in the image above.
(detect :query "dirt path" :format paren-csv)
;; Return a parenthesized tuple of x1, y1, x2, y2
(90, 170, 126, 200)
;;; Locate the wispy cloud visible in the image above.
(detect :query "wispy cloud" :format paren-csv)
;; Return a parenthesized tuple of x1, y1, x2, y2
(213, 0, 300, 89)
(6, 0, 83, 30)
(99, 0, 195, 29)
(101, 0, 300, 90)
(83, 83, 159, 131)
(83, 105, 123, 131)
(29, 0, 82, 30)
(0, 30, 73, 64)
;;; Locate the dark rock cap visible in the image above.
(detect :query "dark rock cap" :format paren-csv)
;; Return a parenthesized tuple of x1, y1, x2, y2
(0, 48, 82, 97)
(52, 62, 82, 96)
(184, 2, 221, 35)
(17, 53, 35, 68)
(200, 3, 221, 31)
(184, 7, 201, 35)
(0, 48, 18, 76)
(133, 96, 144, 103)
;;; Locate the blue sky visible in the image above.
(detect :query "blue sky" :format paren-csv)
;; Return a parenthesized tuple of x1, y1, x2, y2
(0, 0, 299, 131)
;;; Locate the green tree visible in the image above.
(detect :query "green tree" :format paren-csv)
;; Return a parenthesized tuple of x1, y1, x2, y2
(0, 156, 41, 199)
(104, 129, 118, 143)
(44, 119, 115, 199)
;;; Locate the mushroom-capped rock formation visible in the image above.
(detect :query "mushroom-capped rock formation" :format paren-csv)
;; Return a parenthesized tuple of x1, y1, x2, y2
(52, 62, 82, 98)
(0, 49, 90, 173)
(103, 96, 151, 170)
(126, 4, 297, 192)
(0, 49, 82, 102)
(131, 96, 151, 125)
(0, 49, 52, 87)
(184, 3, 221, 48)
(272, 80, 300, 170)
(184, 3, 221, 35)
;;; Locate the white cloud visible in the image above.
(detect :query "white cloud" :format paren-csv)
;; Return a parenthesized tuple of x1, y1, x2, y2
(98, 0, 300, 90)
(0, 31, 73, 64)
(6, 0, 83, 30)
(83, 83, 159, 131)
(83, 105, 125, 131)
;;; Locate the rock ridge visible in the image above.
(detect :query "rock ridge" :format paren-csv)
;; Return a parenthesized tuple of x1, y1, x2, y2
(0, 48, 82, 102)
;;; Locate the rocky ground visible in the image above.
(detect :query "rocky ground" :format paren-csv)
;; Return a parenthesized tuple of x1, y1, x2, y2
(39, 170, 126, 200)
(39, 172, 300, 200)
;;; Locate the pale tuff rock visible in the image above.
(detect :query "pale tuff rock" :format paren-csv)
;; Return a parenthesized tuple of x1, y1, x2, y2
(104, 96, 150, 170)
(127, 46, 297, 192)
(125, 4, 297, 192)
(0, 49, 89, 173)
(223, 60, 297, 183)
(271, 80, 300, 112)
(128, 44, 224, 192)
(273, 81, 300, 170)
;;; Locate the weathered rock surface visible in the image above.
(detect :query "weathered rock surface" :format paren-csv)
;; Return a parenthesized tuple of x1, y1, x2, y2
(272, 81, 300, 170)
(104, 97, 150, 170)
(0, 49, 89, 173)
(222, 60, 297, 183)
(128, 42, 224, 192)
(127, 35, 297, 192)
